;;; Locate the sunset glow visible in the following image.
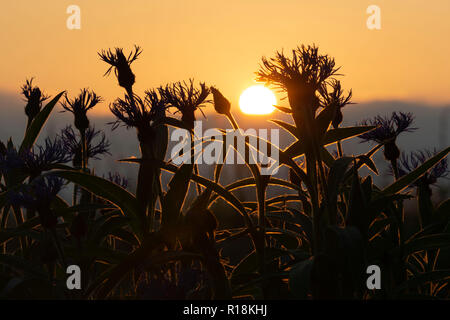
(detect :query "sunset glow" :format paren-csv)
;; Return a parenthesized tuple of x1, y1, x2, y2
(1, 1, 450, 115)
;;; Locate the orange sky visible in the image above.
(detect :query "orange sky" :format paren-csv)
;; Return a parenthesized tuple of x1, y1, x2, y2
(1, 0, 450, 114)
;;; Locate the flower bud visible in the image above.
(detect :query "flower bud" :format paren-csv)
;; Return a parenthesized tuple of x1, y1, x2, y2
(117, 63, 136, 91)
(61, 89, 101, 132)
(98, 46, 141, 92)
(182, 110, 196, 130)
(210, 87, 231, 115)
(25, 87, 42, 121)
(74, 111, 90, 131)
(384, 141, 400, 162)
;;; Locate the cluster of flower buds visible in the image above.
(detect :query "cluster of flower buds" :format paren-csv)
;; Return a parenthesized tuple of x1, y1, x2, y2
(21, 78, 49, 126)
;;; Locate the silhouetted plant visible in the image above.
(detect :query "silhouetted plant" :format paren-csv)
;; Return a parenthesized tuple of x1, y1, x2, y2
(397, 149, 449, 187)
(21, 78, 49, 128)
(110, 92, 166, 132)
(396, 149, 449, 229)
(61, 89, 102, 132)
(110, 91, 168, 234)
(105, 172, 129, 189)
(60, 125, 110, 168)
(359, 112, 416, 177)
(23, 137, 71, 177)
(319, 79, 353, 129)
(98, 45, 142, 94)
(210, 86, 231, 116)
(0, 136, 69, 180)
(8, 175, 65, 229)
(159, 79, 210, 130)
(0, 44, 449, 301)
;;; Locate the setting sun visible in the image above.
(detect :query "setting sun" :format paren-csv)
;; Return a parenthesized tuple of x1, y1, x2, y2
(239, 85, 276, 115)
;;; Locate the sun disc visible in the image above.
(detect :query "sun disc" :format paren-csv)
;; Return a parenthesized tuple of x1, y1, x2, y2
(239, 85, 276, 115)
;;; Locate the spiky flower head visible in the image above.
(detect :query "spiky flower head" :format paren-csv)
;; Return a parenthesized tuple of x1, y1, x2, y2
(319, 80, 353, 128)
(210, 86, 231, 115)
(60, 125, 110, 167)
(61, 89, 102, 131)
(110, 90, 166, 134)
(106, 172, 129, 189)
(256, 45, 340, 127)
(396, 149, 449, 188)
(256, 45, 339, 98)
(0, 141, 26, 185)
(159, 79, 210, 130)
(358, 112, 416, 161)
(23, 137, 71, 176)
(21, 78, 49, 124)
(98, 45, 142, 91)
(0, 141, 22, 172)
(359, 112, 416, 144)
(0, 137, 69, 178)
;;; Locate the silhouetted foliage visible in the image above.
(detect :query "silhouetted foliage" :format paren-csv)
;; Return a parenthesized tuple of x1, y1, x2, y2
(0, 44, 449, 301)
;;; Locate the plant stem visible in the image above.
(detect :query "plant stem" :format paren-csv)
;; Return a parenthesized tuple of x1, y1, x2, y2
(80, 128, 88, 172)
(226, 110, 267, 291)
(306, 153, 321, 254)
(225, 112, 239, 130)
(50, 228, 67, 269)
(390, 158, 407, 286)
(337, 140, 343, 158)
